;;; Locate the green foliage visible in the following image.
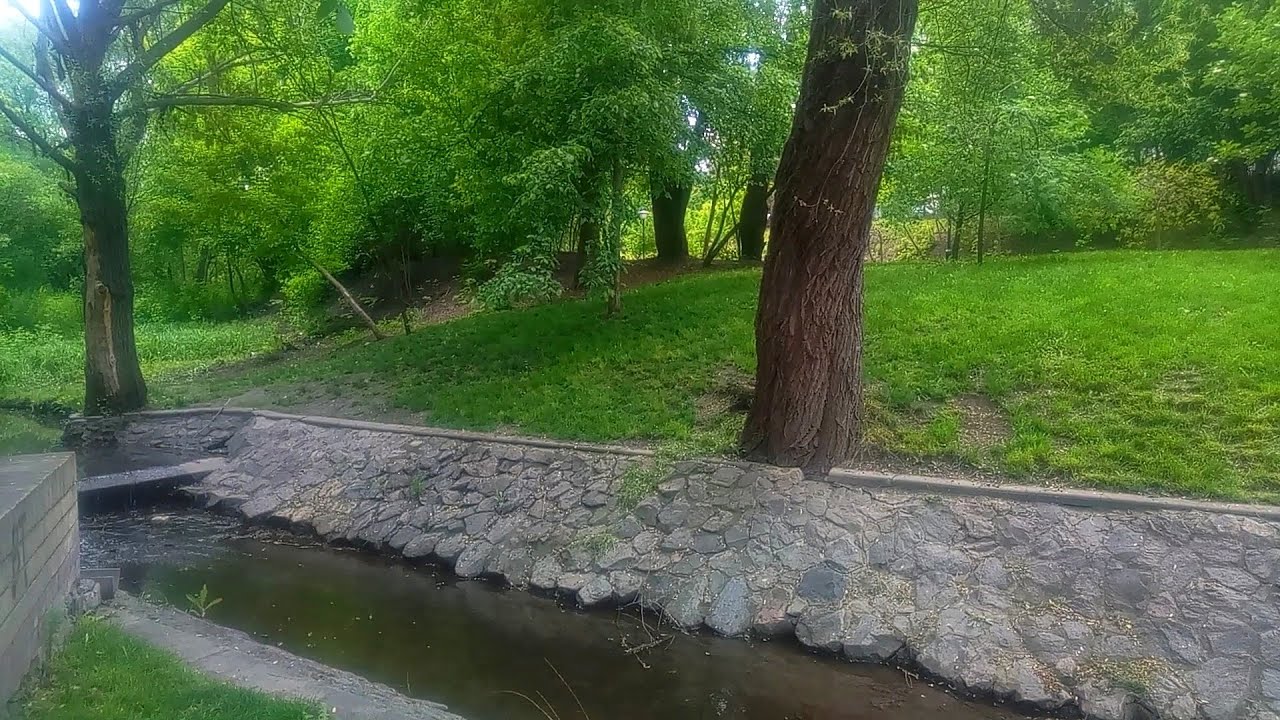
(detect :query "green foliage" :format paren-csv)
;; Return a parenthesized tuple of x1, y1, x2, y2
(1123, 160, 1228, 248)
(21, 619, 324, 720)
(186, 584, 224, 618)
(0, 307, 280, 407)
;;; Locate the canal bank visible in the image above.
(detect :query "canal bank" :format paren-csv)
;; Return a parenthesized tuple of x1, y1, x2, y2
(68, 408, 1280, 720)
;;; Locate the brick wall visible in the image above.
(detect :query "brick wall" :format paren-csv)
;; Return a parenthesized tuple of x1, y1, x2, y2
(0, 454, 78, 703)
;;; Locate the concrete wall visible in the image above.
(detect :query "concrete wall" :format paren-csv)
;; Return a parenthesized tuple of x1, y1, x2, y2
(0, 453, 78, 703)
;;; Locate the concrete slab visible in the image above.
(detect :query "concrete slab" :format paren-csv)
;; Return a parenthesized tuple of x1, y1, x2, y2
(78, 457, 226, 496)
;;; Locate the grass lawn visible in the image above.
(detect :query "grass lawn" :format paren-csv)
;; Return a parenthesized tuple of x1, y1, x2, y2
(20, 619, 322, 720)
(0, 318, 281, 409)
(3, 250, 1277, 501)
(0, 411, 61, 455)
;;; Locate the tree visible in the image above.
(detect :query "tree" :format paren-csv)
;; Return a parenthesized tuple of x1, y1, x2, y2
(740, 0, 918, 472)
(0, 0, 366, 412)
(0, 0, 245, 412)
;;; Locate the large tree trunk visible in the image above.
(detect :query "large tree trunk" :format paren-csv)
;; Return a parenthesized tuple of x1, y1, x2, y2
(740, 0, 918, 473)
(75, 101, 148, 414)
(738, 173, 770, 262)
(650, 175, 691, 263)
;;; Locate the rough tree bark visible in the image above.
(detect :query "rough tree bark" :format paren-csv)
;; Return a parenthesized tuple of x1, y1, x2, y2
(740, 0, 919, 473)
(73, 95, 147, 413)
(738, 173, 770, 262)
(650, 176, 691, 263)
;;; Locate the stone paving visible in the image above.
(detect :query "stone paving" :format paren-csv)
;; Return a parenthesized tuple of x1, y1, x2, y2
(68, 410, 1280, 720)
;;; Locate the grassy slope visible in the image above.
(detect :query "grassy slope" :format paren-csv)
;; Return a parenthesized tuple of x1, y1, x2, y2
(4, 250, 1277, 501)
(20, 619, 321, 720)
(0, 411, 61, 455)
(0, 318, 281, 408)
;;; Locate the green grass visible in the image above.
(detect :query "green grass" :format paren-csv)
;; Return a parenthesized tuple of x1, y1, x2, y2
(20, 619, 323, 720)
(0, 318, 281, 408)
(5, 250, 1279, 501)
(0, 411, 61, 456)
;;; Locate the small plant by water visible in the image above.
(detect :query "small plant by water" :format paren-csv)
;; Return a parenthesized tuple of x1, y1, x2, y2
(572, 528, 616, 558)
(185, 584, 223, 618)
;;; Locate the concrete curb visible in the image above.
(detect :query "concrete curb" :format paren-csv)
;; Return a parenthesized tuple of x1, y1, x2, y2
(828, 469, 1280, 521)
(84, 407, 656, 458)
(76, 407, 1280, 520)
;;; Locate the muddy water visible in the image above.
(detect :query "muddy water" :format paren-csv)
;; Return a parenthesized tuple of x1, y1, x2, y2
(82, 506, 1028, 720)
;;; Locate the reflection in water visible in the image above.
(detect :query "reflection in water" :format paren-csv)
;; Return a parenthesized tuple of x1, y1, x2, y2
(83, 507, 1023, 720)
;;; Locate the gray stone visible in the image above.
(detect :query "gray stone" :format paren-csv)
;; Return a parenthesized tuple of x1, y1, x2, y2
(692, 532, 727, 554)
(796, 562, 847, 603)
(1193, 657, 1251, 720)
(795, 609, 844, 652)
(434, 535, 466, 563)
(464, 512, 494, 536)
(632, 530, 660, 555)
(387, 527, 419, 552)
(609, 571, 643, 603)
(598, 543, 638, 571)
(577, 576, 614, 607)
(1262, 670, 1280, 701)
(529, 557, 563, 591)
(657, 502, 690, 532)
(706, 578, 754, 637)
(724, 524, 750, 548)
(455, 543, 492, 578)
(661, 528, 694, 551)
(666, 575, 710, 629)
(842, 614, 904, 662)
(825, 537, 863, 572)
(403, 533, 439, 559)
(556, 573, 592, 594)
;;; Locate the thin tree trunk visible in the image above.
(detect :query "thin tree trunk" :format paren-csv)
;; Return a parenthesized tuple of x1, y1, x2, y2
(740, 0, 918, 473)
(76, 99, 147, 414)
(738, 173, 770, 262)
(650, 173, 691, 263)
(701, 168, 721, 258)
(948, 209, 965, 261)
(299, 252, 384, 340)
(703, 182, 743, 265)
(606, 158, 625, 317)
(977, 130, 994, 265)
(576, 214, 599, 290)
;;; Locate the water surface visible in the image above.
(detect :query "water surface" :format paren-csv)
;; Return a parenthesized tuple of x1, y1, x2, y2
(83, 506, 1028, 720)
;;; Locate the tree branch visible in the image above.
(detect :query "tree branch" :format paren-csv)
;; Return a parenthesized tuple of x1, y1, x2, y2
(0, 44, 75, 108)
(2, 0, 68, 53)
(0, 98, 77, 172)
(115, 0, 185, 27)
(164, 50, 278, 95)
(110, 0, 233, 99)
(142, 92, 373, 112)
(42, 0, 81, 50)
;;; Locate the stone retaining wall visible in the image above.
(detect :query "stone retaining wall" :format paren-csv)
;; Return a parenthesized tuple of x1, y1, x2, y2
(0, 454, 79, 703)
(68, 410, 1280, 720)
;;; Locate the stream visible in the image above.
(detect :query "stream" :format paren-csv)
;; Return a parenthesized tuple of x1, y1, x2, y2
(82, 503, 1030, 720)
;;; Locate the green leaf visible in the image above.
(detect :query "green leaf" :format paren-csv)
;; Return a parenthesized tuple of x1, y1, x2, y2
(315, 0, 338, 20)
(336, 5, 355, 35)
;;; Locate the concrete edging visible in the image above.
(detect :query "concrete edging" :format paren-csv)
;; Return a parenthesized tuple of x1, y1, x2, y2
(829, 469, 1280, 521)
(92, 407, 656, 458)
(81, 407, 1280, 520)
